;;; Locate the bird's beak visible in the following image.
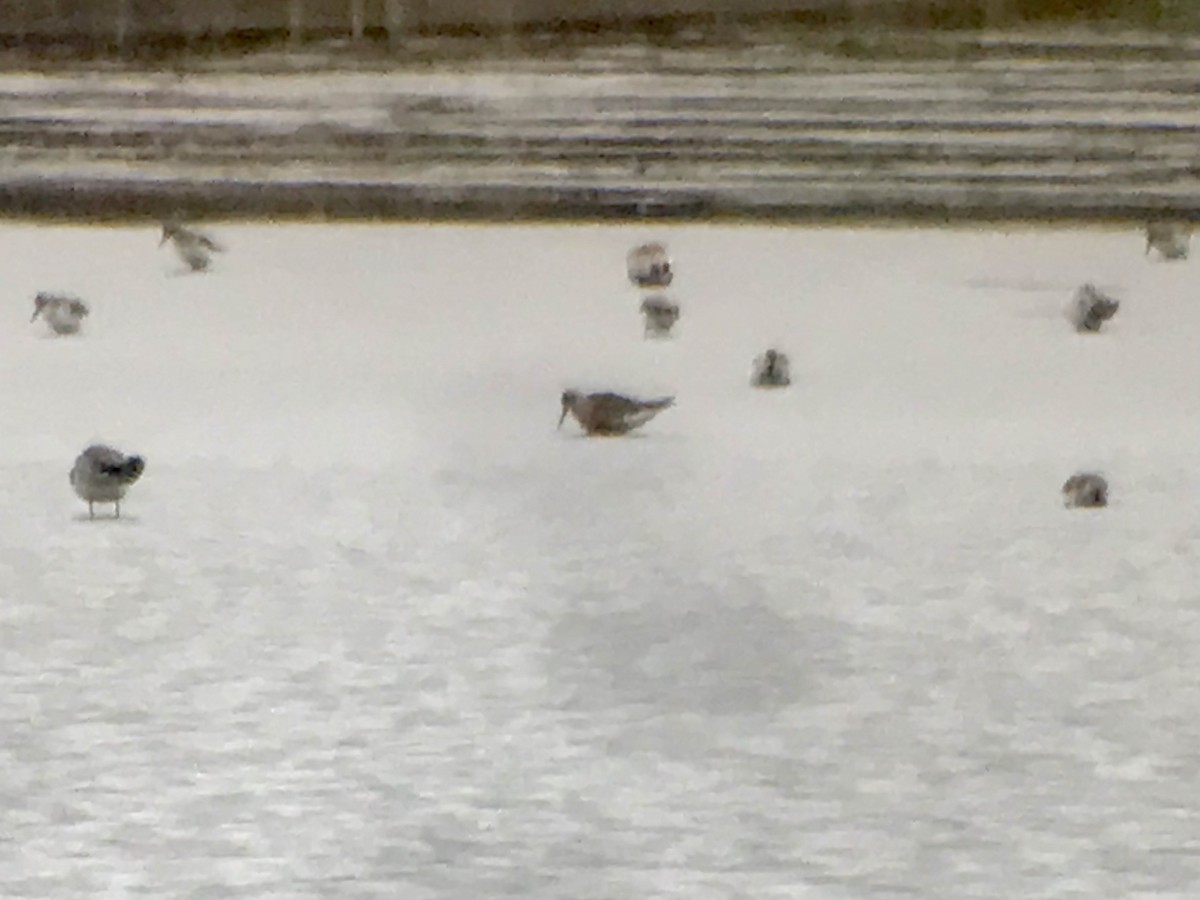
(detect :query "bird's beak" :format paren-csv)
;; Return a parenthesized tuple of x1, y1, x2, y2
(29, 310, 39, 322)
(557, 404, 569, 429)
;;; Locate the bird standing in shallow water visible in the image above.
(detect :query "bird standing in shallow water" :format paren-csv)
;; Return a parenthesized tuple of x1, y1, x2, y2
(640, 294, 680, 338)
(751, 349, 791, 388)
(1066, 284, 1119, 333)
(627, 242, 673, 288)
(70, 445, 145, 519)
(160, 220, 224, 272)
(558, 390, 674, 436)
(1145, 221, 1190, 261)
(30, 292, 89, 335)
(1062, 472, 1108, 509)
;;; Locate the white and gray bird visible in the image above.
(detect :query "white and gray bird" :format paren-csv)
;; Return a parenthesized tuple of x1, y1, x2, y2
(558, 390, 674, 436)
(640, 294, 680, 338)
(750, 348, 791, 388)
(627, 242, 673, 288)
(160, 220, 224, 272)
(1062, 472, 1108, 509)
(1145, 221, 1190, 261)
(1066, 284, 1120, 333)
(70, 445, 145, 519)
(30, 292, 89, 336)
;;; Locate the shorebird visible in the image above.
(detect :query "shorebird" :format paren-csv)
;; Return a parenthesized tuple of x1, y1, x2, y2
(558, 390, 674, 436)
(1066, 284, 1119, 333)
(640, 294, 680, 338)
(1062, 472, 1108, 509)
(160, 220, 224, 272)
(627, 242, 673, 288)
(751, 348, 791, 388)
(70, 445, 145, 519)
(1145, 221, 1190, 261)
(30, 292, 88, 335)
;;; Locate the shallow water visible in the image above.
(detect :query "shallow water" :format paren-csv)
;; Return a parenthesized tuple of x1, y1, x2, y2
(1, 222, 1198, 897)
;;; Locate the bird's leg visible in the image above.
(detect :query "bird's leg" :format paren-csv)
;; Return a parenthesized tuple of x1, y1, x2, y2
(115, 500, 121, 519)
(88, 501, 94, 520)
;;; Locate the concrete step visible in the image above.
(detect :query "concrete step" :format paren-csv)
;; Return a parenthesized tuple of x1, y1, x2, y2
(2, 32, 1200, 220)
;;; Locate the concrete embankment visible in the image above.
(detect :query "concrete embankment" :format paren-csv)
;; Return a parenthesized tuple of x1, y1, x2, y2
(2, 30, 1199, 222)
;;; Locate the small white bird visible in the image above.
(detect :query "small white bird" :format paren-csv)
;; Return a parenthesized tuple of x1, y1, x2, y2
(627, 242, 673, 288)
(160, 220, 224, 272)
(30, 292, 89, 336)
(750, 348, 791, 388)
(640, 294, 680, 338)
(70, 445, 145, 519)
(1145, 221, 1190, 261)
(1062, 472, 1108, 509)
(1066, 284, 1119, 333)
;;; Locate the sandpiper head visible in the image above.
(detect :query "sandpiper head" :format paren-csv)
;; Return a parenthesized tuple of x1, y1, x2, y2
(30, 293, 49, 322)
(126, 456, 146, 482)
(559, 390, 581, 428)
(160, 219, 182, 245)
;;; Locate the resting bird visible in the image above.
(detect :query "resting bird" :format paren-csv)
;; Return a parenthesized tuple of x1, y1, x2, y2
(70, 445, 145, 519)
(558, 390, 674, 436)
(1066, 284, 1119, 333)
(750, 348, 791, 388)
(160, 220, 224, 272)
(30, 292, 89, 335)
(1145, 221, 1190, 261)
(1062, 472, 1108, 509)
(640, 294, 680, 338)
(627, 242, 673, 288)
